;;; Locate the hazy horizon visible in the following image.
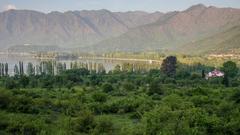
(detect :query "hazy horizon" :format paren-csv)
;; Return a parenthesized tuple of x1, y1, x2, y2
(1, 0, 240, 13)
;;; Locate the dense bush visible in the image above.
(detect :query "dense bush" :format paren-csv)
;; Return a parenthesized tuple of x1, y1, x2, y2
(102, 83, 114, 93)
(93, 116, 115, 134)
(92, 92, 108, 103)
(73, 111, 96, 133)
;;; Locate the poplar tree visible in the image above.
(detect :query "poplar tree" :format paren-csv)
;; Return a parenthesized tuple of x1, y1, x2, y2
(57, 63, 64, 74)
(5, 63, 8, 76)
(63, 63, 67, 71)
(1, 63, 4, 76)
(0, 63, 2, 76)
(19, 61, 24, 75)
(27, 62, 35, 76)
(14, 64, 20, 76)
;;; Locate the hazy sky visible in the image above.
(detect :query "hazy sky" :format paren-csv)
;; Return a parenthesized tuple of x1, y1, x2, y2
(0, 0, 240, 13)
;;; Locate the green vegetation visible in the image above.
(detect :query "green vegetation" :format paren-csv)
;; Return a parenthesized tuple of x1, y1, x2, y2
(0, 57, 240, 135)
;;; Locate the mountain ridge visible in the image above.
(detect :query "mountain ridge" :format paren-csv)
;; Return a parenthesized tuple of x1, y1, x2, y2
(86, 5, 240, 53)
(0, 4, 240, 54)
(0, 9, 163, 49)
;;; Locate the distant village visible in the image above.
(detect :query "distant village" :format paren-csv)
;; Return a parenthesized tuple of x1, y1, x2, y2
(208, 49, 240, 59)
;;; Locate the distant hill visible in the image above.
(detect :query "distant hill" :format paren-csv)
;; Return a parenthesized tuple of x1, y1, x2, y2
(87, 4, 240, 53)
(0, 9, 163, 49)
(0, 4, 240, 54)
(178, 25, 240, 54)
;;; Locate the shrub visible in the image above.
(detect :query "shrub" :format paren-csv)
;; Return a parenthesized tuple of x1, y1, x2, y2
(8, 96, 39, 114)
(148, 80, 163, 95)
(92, 92, 108, 103)
(0, 90, 12, 109)
(4, 78, 18, 89)
(164, 77, 176, 84)
(19, 76, 29, 88)
(73, 111, 96, 133)
(6, 118, 41, 135)
(122, 82, 135, 91)
(93, 116, 115, 134)
(190, 72, 202, 80)
(102, 83, 114, 93)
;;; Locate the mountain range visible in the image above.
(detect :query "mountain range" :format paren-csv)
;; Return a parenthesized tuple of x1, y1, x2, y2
(0, 4, 240, 54)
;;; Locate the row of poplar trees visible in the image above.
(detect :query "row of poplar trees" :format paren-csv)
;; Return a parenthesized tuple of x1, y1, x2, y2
(0, 63, 8, 76)
(12, 61, 106, 76)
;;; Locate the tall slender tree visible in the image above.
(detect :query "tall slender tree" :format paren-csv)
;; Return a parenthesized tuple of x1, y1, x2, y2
(56, 63, 64, 75)
(36, 65, 40, 75)
(63, 63, 67, 71)
(27, 62, 35, 76)
(1, 63, 5, 76)
(5, 63, 8, 76)
(14, 64, 20, 76)
(19, 61, 24, 75)
(0, 63, 2, 76)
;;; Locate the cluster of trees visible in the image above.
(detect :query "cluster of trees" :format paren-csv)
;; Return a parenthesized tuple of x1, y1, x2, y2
(0, 63, 8, 76)
(160, 56, 239, 87)
(9, 60, 164, 77)
(70, 61, 105, 74)
(120, 62, 161, 73)
(11, 61, 106, 76)
(0, 56, 239, 135)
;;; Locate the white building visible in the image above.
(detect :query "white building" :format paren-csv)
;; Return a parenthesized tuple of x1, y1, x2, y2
(206, 69, 224, 79)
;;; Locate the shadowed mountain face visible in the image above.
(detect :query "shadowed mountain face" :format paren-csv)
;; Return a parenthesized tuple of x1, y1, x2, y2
(0, 9, 163, 49)
(0, 4, 240, 54)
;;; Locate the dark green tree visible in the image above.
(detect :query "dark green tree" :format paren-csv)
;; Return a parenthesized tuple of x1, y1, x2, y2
(113, 65, 121, 73)
(222, 75, 229, 87)
(14, 64, 20, 76)
(56, 63, 64, 75)
(1, 63, 4, 76)
(36, 65, 41, 75)
(161, 56, 177, 77)
(73, 111, 96, 133)
(19, 61, 24, 75)
(148, 79, 163, 95)
(202, 69, 205, 78)
(63, 63, 67, 70)
(102, 83, 114, 93)
(19, 76, 29, 88)
(0, 63, 2, 76)
(122, 82, 135, 91)
(4, 78, 18, 89)
(27, 62, 35, 76)
(221, 61, 238, 78)
(5, 63, 8, 76)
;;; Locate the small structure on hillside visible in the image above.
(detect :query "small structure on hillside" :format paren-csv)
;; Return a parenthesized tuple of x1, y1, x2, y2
(206, 69, 224, 79)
